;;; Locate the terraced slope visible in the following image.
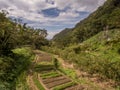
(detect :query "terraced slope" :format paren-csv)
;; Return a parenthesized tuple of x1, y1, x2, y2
(26, 50, 83, 90)
(26, 50, 117, 90)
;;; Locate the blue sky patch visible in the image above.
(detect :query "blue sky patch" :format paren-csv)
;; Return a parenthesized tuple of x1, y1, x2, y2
(42, 8, 60, 18)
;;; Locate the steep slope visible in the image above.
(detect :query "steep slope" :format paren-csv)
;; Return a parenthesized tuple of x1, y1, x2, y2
(53, 28, 72, 41)
(42, 29, 120, 88)
(60, 29, 120, 82)
(53, 0, 120, 46)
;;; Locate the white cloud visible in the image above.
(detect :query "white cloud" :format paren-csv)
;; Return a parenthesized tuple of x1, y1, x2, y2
(58, 11, 79, 18)
(54, 0, 105, 12)
(47, 30, 61, 39)
(0, 0, 106, 39)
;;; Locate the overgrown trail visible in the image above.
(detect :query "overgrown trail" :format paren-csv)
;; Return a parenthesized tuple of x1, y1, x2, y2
(26, 50, 116, 90)
(27, 55, 39, 90)
(26, 50, 83, 90)
(27, 75, 39, 90)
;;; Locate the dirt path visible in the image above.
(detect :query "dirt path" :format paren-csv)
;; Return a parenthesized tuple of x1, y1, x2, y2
(54, 55, 116, 90)
(26, 50, 116, 90)
(27, 75, 39, 90)
(38, 74, 49, 90)
(26, 50, 53, 90)
(26, 55, 40, 90)
(27, 50, 84, 90)
(54, 55, 74, 69)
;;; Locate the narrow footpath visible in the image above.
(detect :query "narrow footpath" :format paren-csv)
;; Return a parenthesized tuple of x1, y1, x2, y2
(26, 50, 116, 90)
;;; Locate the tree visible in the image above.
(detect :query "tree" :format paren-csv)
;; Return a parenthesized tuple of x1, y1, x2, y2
(0, 11, 17, 55)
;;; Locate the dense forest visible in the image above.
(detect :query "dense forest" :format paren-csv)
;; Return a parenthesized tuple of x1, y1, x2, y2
(0, 10, 48, 89)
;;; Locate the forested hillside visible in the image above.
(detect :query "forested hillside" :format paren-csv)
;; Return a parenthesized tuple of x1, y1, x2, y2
(0, 11, 48, 89)
(0, 10, 48, 55)
(53, 28, 73, 47)
(53, 0, 120, 47)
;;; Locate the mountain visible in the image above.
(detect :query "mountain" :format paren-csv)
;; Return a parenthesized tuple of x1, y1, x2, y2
(52, 28, 73, 47)
(59, 29, 120, 82)
(43, 0, 120, 85)
(52, 0, 120, 47)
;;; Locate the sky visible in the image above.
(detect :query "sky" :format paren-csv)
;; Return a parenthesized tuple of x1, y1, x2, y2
(0, 0, 106, 39)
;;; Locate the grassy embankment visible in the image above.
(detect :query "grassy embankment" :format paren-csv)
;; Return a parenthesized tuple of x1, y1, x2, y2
(14, 47, 35, 90)
(0, 47, 35, 90)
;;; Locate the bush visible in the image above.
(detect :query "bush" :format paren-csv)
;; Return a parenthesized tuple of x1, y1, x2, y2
(0, 47, 34, 89)
(53, 58, 59, 69)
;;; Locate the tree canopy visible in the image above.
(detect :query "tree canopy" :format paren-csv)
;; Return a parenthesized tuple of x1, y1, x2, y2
(0, 10, 48, 55)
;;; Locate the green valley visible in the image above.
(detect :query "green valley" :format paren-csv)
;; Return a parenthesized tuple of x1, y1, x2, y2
(0, 0, 120, 90)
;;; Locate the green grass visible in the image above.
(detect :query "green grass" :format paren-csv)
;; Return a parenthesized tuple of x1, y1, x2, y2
(13, 47, 34, 59)
(38, 61, 53, 65)
(14, 47, 35, 90)
(0, 47, 35, 90)
(60, 30, 120, 82)
(59, 68, 77, 81)
(33, 73, 45, 90)
(41, 72, 61, 79)
(58, 67, 104, 90)
(34, 61, 55, 72)
(59, 68, 88, 84)
(35, 64, 55, 72)
(16, 71, 29, 90)
(53, 82, 76, 90)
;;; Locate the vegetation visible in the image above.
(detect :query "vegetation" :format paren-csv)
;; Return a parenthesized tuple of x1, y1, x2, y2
(59, 68, 77, 81)
(53, 58, 59, 69)
(40, 71, 58, 77)
(33, 73, 45, 90)
(0, 10, 48, 89)
(16, 71, 29, 90)
(35, 61, 55, 72)
(53, 82, 76, 90)
(42, 0, 120, 87)
(61, 30, 120, 81)
(53, 28, 73, 48)
(45, 30, 120, 83)
(52, 0, 120, 47)
(14, 47, 35, 90)
(0, 47, 34, 89)
(0, 10, 48, 56)
(1, 0, 120, 89)
(40, 71, 61, 79)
